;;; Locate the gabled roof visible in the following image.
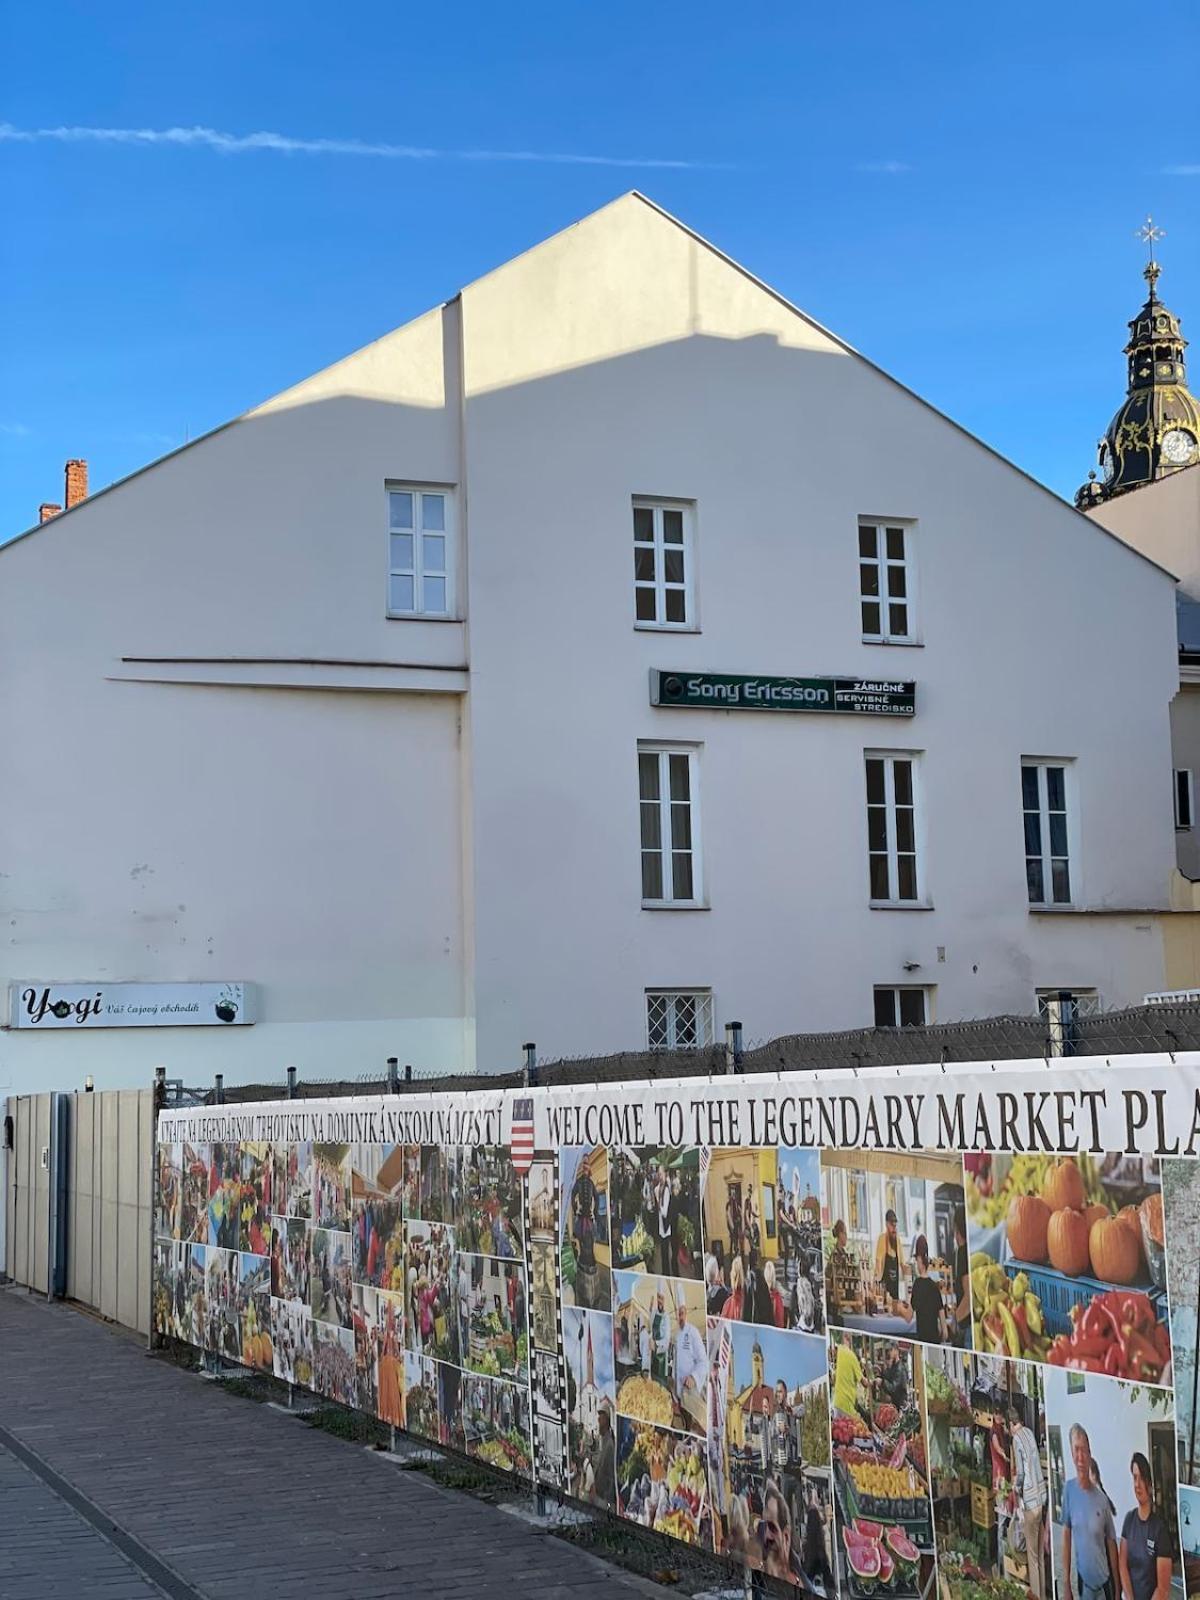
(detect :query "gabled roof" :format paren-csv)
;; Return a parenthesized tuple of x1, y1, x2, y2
(2, 191, 1177, 582)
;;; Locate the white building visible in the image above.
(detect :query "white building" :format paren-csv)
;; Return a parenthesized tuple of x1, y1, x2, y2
(0, 193, 1181, 1095)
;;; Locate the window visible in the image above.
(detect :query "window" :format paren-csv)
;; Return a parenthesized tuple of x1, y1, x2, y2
(387, 487, 453, 617)
(646, 989, 713, 1049)
(1176, 770, 1194, 830)
(761, 1184, 776, 1242)
(873, 987, 931, 1027)
(1036, 988, 1101, 1056)
(1036, 988, 1101, 1019)
(639, 746, 702, 905)
(1022, 761, 1072, 905)
(859, 520, 915, 643)
(634, 499, 694, 628)
(865, 752, 922, 903)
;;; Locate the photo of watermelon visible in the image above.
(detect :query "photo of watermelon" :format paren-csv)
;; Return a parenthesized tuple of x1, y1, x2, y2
(845, 1534, 883, 1592)
(886, 1527, 920, 1575)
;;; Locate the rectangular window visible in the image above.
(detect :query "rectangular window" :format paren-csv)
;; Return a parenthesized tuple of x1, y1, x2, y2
(639, 746, 701, 905)
(865, 752, 921, 903)
(387, 486, 453, 617)
(645, 989, 713, 1049)
(634, 498, 694, 628)
(1022, 761, 1072, 905)
(1176, 770, 1194, 830)
(873, 986, 931, 1027)
(859, 520, 915, 643)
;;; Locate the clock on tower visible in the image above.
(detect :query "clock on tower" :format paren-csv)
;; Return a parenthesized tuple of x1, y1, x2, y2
(1076, 219, 1200, 508)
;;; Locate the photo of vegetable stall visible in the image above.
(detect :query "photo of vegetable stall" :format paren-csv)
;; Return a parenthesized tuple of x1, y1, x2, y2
(965, 1154, 1169, 1381)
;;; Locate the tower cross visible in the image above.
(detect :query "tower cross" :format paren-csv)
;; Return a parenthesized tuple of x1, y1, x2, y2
(1137, 217, 1165, 294)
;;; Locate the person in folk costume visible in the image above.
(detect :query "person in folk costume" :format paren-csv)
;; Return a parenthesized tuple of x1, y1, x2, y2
(771, 1380, 792, 1474)
(759, 1258, 787, 1328)
(571, 1155, 600, 1310)
(720, 1254, 747, 1321)
(650, 1281, 671, 1383)
(657, 1171, 674, 1279)
(725, 1184, 743, 1261)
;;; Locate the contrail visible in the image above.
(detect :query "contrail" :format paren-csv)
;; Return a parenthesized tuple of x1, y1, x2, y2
(0, 121, 724, 171)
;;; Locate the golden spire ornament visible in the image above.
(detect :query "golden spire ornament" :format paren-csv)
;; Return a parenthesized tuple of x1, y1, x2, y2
(1137, 216, 1165, 294)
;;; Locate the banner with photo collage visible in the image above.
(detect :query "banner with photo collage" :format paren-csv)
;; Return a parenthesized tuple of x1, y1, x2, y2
(155, 1054, 1200, 1600)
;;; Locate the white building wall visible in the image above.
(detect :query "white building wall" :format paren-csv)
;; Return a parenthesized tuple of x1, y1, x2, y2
(461, 197, 1177, 1066)
(1089, 464, 1200, 598)
(0, 307, 469, 1092)
(0, 194, 1182, 1090)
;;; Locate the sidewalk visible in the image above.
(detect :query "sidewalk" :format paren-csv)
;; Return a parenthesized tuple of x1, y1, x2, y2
(0, 1287, 665, 1600)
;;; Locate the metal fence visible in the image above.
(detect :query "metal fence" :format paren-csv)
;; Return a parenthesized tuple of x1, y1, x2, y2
(162, 1000, 1200, 1109)
(13, 1005, 1200, 1597)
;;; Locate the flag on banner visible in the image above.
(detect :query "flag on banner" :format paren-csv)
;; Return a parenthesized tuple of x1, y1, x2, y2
(510, 1097, 535, 1175)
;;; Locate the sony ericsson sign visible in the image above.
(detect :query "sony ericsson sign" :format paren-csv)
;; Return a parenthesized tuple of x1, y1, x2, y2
(650, 669, 916, 717)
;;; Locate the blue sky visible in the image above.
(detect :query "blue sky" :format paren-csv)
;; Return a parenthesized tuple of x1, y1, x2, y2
(3, 1, 1199, 538)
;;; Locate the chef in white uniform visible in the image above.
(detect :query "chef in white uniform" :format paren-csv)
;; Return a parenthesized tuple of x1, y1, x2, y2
(671, 1283, 709, 1400)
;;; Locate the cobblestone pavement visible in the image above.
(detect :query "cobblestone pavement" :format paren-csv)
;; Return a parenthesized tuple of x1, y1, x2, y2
(0, 1442, 168, 1600)
(0, 1287, 666, 1599)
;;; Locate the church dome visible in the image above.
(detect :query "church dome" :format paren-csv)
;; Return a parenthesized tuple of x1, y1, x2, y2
(1076, 234, 1200, 509)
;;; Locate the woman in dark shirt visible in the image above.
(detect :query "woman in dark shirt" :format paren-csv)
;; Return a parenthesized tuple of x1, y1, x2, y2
(1119, 1452, 1173, 1600)
(908, 1235, 946, 1345)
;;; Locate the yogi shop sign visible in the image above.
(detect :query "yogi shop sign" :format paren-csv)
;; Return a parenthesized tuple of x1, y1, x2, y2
(154, 1054, 1200, 1593)
(11, 981, 255, 1029)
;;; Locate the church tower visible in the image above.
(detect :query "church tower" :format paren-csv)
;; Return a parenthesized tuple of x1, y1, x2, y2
(1076, 221, 1200, 509)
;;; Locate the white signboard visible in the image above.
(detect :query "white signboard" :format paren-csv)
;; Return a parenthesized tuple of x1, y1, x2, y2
(9, 982, 255, 1030)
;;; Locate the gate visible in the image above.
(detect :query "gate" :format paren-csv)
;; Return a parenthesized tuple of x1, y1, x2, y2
(2, 1088, 153, 1336)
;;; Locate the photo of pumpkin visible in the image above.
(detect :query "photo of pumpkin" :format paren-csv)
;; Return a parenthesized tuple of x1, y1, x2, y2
(965, 1151, 1170, 1380)
(1005, 1194, 1050, 1263)
(1046, 1206, 1091, 1277)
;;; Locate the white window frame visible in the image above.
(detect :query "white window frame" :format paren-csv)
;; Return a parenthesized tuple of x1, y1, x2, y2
(859, 519, 917, 644)
(1176, 769, 1194, 830)
(864, 750, 925, 906)
(386, 484, 455, 619)
(1022, 759, 1075, 907)
(633, 497, 696, 631)
(638, 744, 704, 908)
(645, 989, 714, 1051)
(873, 986, 934, 1028)
(1036, 988, 1101, 1056)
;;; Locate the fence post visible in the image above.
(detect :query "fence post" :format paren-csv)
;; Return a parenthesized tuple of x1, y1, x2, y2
(214, 1073, 225, 1106)
(1059, 990, 1079, 1059)
(286, 1065, 297, 1100)
(149, 1066, 167, 1351)
(405, 1063, 413, 1083)
(387, 1058, 399, 1094)
(724, 1021, 744, 1075)
(522, 1042, 536, 1088)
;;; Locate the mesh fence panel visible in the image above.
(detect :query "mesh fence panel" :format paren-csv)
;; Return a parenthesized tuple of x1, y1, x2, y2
(168, 1000, 1200, 1108)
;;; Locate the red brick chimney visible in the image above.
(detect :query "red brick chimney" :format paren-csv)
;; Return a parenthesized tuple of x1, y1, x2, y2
(65, 459, 88, 508)
(38, 502, 62, 524)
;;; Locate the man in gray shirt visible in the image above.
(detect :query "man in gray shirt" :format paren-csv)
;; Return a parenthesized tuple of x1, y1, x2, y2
(1062, 1424, 1118, 1600)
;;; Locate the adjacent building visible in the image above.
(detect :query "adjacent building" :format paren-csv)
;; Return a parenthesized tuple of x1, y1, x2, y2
(0, 194, 1182, 1094)
(1079, 245, 1200, 889)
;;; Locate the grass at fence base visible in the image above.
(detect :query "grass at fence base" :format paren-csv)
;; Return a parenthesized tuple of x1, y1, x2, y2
(400, 1455, 506, 1498)
(221, 1374, 283, 1405)
(549, 1515, 746, 1596)
(301, 1405, 392, 1449)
